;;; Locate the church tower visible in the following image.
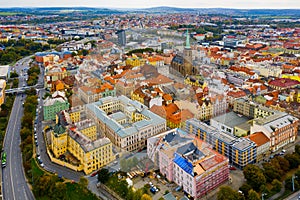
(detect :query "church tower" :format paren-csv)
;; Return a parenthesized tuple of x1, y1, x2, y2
(183, 29, 193, 76)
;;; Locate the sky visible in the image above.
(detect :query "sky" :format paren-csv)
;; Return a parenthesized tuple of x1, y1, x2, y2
(0, 0, 300, 9)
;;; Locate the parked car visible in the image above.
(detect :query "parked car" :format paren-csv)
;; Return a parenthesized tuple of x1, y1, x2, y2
(90, 171, 98, 177)
(150, 187, 156, 194)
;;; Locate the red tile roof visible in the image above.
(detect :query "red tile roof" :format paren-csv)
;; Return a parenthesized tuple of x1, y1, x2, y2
(248, 132, 270, 147)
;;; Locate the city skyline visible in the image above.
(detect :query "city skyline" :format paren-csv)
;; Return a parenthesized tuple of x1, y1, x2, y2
(1, 0, 300, 9)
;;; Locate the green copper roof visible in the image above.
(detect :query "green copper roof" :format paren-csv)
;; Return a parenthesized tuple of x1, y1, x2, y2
(185, 29, 190, 49)
(53, 124, 66, 135)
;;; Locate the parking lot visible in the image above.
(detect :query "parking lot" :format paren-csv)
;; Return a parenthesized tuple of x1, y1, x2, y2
(133, 175, 185, 200)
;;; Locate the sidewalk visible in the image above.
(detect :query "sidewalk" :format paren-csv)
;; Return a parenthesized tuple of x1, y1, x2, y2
(268, 181, 285, 200)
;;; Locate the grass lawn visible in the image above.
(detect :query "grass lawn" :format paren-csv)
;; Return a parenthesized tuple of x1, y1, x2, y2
(31, 158, 44, 177)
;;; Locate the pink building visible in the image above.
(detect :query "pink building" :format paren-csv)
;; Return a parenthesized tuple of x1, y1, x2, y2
(147, 129, 229, 199)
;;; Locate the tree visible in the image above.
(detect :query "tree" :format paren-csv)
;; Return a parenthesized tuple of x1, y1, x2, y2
(285, 176, 300, 191)
(97, 168, 110, 184)
(217, 186, 245, 200)
(115, 179, 129, 198)
(120, 158, 129, 172)
(274, 157, 290, 173)
(141, 194, 152, 200)
(262, 162, 281, 183)
(271, 179, 282, 192)
(79, 176, 89, 188)
(132, 156, 139, 167)
(247, 189, 260, 200)
(10, 70, 19, 78)
(295, 145, 300, 155)
(51, 182, 67, 200)
(243, 164, 266, 191)
(284, 153, 300, 169)
(239, 183, 252, 199)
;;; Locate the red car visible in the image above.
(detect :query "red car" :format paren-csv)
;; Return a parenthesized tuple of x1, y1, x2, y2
(90, 171, 98, 177)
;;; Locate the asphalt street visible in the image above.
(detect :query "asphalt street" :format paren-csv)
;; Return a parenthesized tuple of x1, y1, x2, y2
(2, 57, 35, 200)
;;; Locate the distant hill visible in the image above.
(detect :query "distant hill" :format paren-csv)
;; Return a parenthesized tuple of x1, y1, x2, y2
(138, 6, 300, 16)
(0, 6, 300, 16)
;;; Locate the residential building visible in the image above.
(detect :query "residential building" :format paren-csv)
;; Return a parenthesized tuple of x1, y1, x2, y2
(115, 80, 135, 97)
(131, 84, 164, 108)
(78, 82, 116, 104)
(43, 91, 70, 120)
(234, 98, 276, 119)
(231, 138, 257, 168)
(227, 90, 247, 108)
(211, 94, 228, 117)
(268, 78, 300, 90)
(147, 129, 193, 170)
(86, 95, 166, 152)
(0, 79, 6, 106)
(125, 55, 147, 67)
(0, 65, 10, 80)
(147, 129, 229, 199)
(150, 103, 194, 129)
(51, 80, 65, 92)
(247, 132, 271, 162)
(175, 99, 213, 121)
(186, 118, 257, 168)
(251, 112, 299, 152)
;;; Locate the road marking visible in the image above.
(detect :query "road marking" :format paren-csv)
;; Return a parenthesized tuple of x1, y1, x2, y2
(23, 186, 28, 200)
(8, 96, 21, 200)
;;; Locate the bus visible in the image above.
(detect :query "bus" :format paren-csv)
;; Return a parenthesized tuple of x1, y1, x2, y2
(2, 151, 6, 168)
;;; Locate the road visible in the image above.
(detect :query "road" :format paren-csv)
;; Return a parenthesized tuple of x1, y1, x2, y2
(285, 191, 300, 200)
(2, 57, 35, 200)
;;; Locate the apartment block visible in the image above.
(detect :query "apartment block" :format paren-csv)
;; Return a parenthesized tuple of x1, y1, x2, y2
(43, 91, 70, 121)
(78, 82, 116, 104)
(251, 112, 299, 152)
(86, 95, 166, 152)
(147, 129, 229, 199)
(231, 138, 257, 168)
(186, 118, 257, 168)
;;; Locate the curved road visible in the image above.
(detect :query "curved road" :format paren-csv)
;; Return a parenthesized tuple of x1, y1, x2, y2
(2, 57, 35, 200)
(3, 55, 115, 200)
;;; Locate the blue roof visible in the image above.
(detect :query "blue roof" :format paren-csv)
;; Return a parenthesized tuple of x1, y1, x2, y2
(173, 153, 193, 176)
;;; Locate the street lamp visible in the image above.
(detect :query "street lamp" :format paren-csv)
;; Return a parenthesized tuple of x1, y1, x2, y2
(292, 175, 298, 191)
(261, 193, 267, 200)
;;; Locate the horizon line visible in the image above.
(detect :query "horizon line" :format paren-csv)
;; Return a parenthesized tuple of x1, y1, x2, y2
(0, 6, 300, 10)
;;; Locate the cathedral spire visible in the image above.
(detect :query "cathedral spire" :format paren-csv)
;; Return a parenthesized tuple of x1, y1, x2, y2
(185, 29, 190, 49)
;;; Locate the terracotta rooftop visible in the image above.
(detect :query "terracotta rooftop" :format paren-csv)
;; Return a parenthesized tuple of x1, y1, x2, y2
(247, 132, 270, 147)
(269, 78, 300, 88)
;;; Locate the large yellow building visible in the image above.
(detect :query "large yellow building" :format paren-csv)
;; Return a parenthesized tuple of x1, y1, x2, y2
(50, 110, 114, 174)
(125, 55, 147, 67)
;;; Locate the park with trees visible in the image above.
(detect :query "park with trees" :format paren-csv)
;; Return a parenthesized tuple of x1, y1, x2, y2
(217, 145, 300, 200)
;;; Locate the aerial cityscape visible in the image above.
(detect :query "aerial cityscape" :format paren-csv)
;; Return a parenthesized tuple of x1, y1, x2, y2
(0, 1, 300, 200)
